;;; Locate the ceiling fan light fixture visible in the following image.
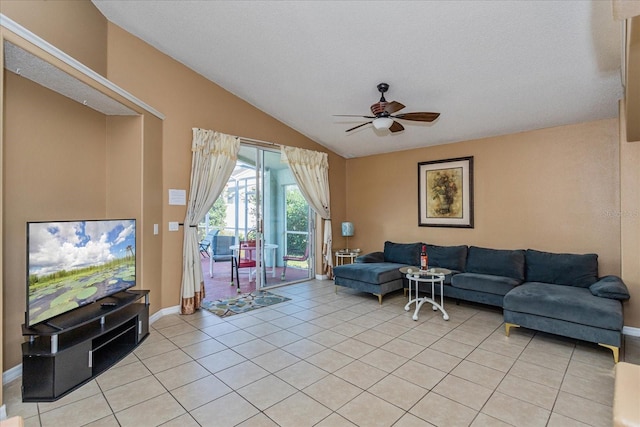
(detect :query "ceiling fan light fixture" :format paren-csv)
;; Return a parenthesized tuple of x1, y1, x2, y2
(372, 117, 393, 130)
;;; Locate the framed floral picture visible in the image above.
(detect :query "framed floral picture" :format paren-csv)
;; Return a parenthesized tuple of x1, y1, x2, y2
(418, 156, 474, 228)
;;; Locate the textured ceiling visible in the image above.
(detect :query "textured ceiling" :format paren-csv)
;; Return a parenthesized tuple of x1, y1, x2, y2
(92, 0, 623, 158)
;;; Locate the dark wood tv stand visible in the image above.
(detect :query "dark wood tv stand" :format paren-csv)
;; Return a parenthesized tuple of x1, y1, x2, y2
(21, 290, 150, 402)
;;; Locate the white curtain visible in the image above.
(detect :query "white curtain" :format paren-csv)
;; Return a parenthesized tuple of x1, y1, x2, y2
(180, 129, 239, 314)
(281, 146, 334, 278)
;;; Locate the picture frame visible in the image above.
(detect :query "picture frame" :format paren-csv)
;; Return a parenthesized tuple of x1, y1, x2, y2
(418, 156, 474, 228)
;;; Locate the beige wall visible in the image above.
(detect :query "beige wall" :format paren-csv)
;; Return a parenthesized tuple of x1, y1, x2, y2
(626, 17, 640, 141)
(140, 114, 165, 313)
(104, 23, 347, 305)
(3, 73, 109, 369)
(620, 103, 640, 327)
(1, 0, 347, 377)
(2, 0, 639, 400)
(0, 0, 108, 77)
(346, 119, 639, 327)
(1, 1, 166, 374)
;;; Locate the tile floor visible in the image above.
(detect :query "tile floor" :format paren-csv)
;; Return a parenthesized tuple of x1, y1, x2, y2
(4, 279, 639, 427)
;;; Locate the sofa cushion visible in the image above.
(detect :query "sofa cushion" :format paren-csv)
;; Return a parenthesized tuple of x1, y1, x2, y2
(590, 276, 630, 301)
(504, 282, 623, 331)
(426, 244, 468, 272)
(383, 241, 421, 266)
(465, 246, 526, 281)
(356, 251, 384, 263)
(333, 262, 405, 285)
(525, 249, 598, 288)
(451, 272, 521, 296)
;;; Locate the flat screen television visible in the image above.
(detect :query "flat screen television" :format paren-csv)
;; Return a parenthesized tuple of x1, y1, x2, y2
(26, 219, 136, 328)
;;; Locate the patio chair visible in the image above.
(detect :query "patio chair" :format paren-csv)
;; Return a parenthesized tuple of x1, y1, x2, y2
(212, 234, 234, 262)
(231, 240, 257, 291)
(199, 229, 218, 258)
(281, 244, 309, 280)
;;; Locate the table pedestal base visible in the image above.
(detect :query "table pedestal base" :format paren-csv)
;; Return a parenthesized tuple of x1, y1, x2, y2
(404, 274, 449, 321)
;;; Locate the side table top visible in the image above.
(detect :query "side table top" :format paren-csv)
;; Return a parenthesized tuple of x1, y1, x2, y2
(335, 249, 361, 255)
(399, 266, 452, 276)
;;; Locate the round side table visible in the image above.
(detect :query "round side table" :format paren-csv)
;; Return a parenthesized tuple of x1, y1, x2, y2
(400, 266, 451, 321)
(335, 250, 360, 266)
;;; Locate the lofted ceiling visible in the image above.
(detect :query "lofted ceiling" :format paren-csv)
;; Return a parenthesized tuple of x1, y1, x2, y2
(92, 0, 624, 159)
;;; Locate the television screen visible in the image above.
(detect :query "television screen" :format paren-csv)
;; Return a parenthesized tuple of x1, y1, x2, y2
(26, 219, 136, 328)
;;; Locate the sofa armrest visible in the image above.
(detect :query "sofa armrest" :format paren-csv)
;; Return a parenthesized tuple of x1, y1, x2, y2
(589, 275, 630, 301)
(356, 251, 384, 263)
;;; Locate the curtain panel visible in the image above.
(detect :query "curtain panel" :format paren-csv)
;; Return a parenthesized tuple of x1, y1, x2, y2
(180, 129, 239, 314)
(281, 146, 334, 278)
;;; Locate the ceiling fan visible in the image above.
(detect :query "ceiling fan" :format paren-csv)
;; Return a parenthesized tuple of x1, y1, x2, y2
(336, 83, 440, 133)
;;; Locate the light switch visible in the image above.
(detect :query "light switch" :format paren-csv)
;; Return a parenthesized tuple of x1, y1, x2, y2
(168, 222, 179, 231)
(153, 224, 159, 235)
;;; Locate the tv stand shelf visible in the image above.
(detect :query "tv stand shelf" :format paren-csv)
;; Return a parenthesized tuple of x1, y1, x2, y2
(21, 290, 150, 402)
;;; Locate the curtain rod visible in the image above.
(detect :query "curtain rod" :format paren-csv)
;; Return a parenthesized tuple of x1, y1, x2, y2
(238, 136, 282, 149)
(192, 128, 282, 149)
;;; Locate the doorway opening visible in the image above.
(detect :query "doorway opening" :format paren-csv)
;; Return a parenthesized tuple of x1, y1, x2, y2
(198, 145, 314, 301)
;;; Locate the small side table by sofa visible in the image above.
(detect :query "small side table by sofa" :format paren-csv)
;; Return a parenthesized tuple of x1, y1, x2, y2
(400, 266, 451, 321)
(335, 249, 360, 266)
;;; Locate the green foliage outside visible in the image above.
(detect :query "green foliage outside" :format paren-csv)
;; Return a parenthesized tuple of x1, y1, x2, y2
(207, 194, 228, 231)
(286, 186, 309, 257)
(210, 195, 228, 229)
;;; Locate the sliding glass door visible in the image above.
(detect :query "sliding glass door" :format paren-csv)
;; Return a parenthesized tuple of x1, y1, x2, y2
(256, 147, 313, 288)
(199, 144, 313, 299)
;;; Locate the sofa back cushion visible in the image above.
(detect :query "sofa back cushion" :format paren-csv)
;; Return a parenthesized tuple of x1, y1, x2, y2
(466, 246, 526, 281)
(426, 244, 468, 272)
(525, 249, 598, 288)
(383, 241, 422, 266)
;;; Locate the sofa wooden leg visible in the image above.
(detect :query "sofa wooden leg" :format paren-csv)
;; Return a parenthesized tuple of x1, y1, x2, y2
(374, 293, 382, 305)
(505, 323, 519, 337)
(598, 343, 620, 363)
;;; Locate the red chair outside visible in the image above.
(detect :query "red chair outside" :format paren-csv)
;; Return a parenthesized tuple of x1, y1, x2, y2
(281, 244, 309, 280)
(231, 240, 256, 291)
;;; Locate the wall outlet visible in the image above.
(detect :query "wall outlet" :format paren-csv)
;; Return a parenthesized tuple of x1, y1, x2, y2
(168, 222, 179, 231)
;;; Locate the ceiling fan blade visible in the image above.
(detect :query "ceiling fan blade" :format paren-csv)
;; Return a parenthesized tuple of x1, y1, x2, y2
(393, 112, 440, 122)
(345, 122, 372, 132)
(389, 121, 404, 133)
(384, 101, 405, 114)
(334, 114, 376, 118)
(370, 102, 386, 116)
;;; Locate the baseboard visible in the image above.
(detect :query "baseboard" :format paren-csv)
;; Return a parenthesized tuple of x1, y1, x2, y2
(315, 274, 329, 280)
(2, 364, 22, 386)
(150, 305, 180, 324)
(623, 325, 640, 337)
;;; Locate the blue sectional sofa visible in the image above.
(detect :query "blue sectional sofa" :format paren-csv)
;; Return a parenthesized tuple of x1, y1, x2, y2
(333, 241, 422, 304)
(332, 241, 630, 361)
